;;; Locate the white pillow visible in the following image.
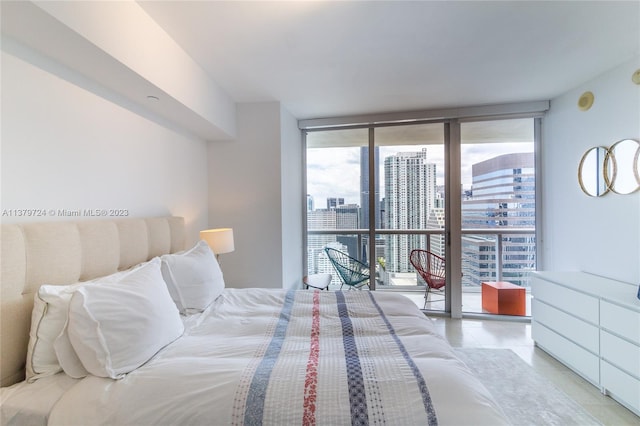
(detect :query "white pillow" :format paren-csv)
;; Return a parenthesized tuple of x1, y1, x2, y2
(66, 258, 184, 379)
(25, 269, 135, 382)
(53, 264, 150, 379)
(54, 321, 89, 379)
(160, 240, 225, 314)
(26, 283, 83, 382)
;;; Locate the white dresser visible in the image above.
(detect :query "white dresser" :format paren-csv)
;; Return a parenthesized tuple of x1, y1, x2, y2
(531, 271, 640, 416)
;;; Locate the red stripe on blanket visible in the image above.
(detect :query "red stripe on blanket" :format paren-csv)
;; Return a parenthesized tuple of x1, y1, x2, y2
(302, 291, 321, 426)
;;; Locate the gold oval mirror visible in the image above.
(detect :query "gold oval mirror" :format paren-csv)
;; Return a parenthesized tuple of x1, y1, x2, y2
(578, 146, 611, 197)
(605, 139, 640, 195)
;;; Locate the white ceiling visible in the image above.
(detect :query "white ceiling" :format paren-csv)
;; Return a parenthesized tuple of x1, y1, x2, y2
(138, 1, 640, 120)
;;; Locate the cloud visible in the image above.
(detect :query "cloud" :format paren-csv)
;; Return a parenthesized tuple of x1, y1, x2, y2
(307, 142, 534, 208)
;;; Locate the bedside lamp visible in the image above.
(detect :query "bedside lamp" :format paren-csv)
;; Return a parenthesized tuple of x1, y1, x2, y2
(200, 228, 235, 260)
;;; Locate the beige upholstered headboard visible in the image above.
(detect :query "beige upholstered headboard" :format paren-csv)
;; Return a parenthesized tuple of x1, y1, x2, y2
(0, 217, 185, 387)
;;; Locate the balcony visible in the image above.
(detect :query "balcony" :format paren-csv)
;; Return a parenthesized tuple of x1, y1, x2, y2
(383, 284, 532, 317)
(319, 276, 532, 316)
(307, 228, 535, 317)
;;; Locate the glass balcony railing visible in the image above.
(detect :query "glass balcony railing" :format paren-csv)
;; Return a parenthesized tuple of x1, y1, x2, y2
(307, 228, 535, 316)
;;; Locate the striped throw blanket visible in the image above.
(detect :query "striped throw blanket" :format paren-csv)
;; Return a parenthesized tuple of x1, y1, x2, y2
(231, 290, 438, 426)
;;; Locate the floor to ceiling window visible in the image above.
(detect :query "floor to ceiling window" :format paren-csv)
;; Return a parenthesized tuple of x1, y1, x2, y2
(306, 128, 369, 288)
(374, 124, 445, 294)
(459, 118, 537, 316)
(303, 104, 544, 318)
(306, 122, 448, 313)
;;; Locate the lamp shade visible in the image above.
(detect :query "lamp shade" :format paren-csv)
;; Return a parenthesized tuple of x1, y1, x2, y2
(200, 228, 234, 255)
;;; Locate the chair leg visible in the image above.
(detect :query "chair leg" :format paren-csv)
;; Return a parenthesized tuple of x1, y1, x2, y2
(423, 286, 431, 309)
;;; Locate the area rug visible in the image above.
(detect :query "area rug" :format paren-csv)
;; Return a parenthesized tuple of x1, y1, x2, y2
(454, 348, 602, 426)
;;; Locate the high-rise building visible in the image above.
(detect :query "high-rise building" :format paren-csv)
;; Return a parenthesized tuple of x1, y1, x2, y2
(461, 152, 536, 286)
(384, 148, 437, 273)
(307, 194, 314, 211)
(306, 209, 336, 275)
(335, 204, 360, 260)
(463, 152, 535, 228)
(326, 197, 345, 209)
(359, 147, 382, 268)
(306, 204, 361, 285)
(360, 147, 380, 229)
(426, 207, 446, 257)
(335, 204, 359, 229)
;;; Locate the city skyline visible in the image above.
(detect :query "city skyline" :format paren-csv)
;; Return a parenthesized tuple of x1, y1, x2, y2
(307, 149, 535, 282)
(307, 142, 533, 208)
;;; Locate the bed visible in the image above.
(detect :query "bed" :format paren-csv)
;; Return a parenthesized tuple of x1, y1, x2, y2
(1, 217, 508, 425)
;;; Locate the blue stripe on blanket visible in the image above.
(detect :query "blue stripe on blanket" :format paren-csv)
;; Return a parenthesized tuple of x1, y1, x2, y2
(335, 291, 369, 426)
(244, 289, 296, 425)
(367, 292, 439, 426)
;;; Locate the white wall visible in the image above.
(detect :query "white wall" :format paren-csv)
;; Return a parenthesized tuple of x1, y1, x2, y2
(542, 56, 640, 285)
(207, 102, 303, 289)
(280, 106, 304, 290)
(32, 0, 236, 139)
(1, 43, 209, 246)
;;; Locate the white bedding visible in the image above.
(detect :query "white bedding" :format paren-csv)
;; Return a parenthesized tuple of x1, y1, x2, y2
(40, 289, 507, 425)
(0, 373, 78, 426)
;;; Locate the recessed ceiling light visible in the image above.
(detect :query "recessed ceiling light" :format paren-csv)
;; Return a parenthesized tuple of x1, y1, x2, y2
(632, 69, 640, 85)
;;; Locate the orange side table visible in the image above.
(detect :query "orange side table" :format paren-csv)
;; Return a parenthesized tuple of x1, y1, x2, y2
(481, 281, 525, 316)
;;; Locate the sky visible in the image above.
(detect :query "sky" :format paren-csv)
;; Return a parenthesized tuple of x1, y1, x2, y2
(307, 142, 534, 208)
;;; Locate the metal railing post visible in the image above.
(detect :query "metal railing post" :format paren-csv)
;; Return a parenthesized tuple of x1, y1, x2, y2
(496, 232, 503, 281)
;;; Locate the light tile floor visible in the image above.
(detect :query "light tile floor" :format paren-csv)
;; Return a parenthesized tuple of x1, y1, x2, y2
(428, 317, 640, 425)
(394, 288, 532, 316)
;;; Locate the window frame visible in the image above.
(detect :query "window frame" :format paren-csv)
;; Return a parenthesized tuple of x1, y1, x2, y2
(301, 102, 547, 318)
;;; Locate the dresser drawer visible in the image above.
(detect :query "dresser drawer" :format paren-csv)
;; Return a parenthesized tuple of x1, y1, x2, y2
(531, 277, 598, 324)
(532, 299, 599, 353)
(531, 272, 640, 416)
(532, 321, 599, 385)
(601, 330, 640, 378)
(600, 301, 640, 346)
(602, 360, 640, 415)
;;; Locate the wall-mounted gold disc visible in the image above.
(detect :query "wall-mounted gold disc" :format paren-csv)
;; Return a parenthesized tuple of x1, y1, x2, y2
(577, 91, 594, 111)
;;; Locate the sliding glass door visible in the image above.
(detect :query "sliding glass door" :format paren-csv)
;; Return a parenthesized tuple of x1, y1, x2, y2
(459, 118, 537, 316)
(305, 122, 448, 313)
(374, 123, 446, 311)
(306, 128, 369, 288)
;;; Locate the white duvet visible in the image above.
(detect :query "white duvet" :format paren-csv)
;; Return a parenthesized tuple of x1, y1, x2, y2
(47, 289, 507, 425)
